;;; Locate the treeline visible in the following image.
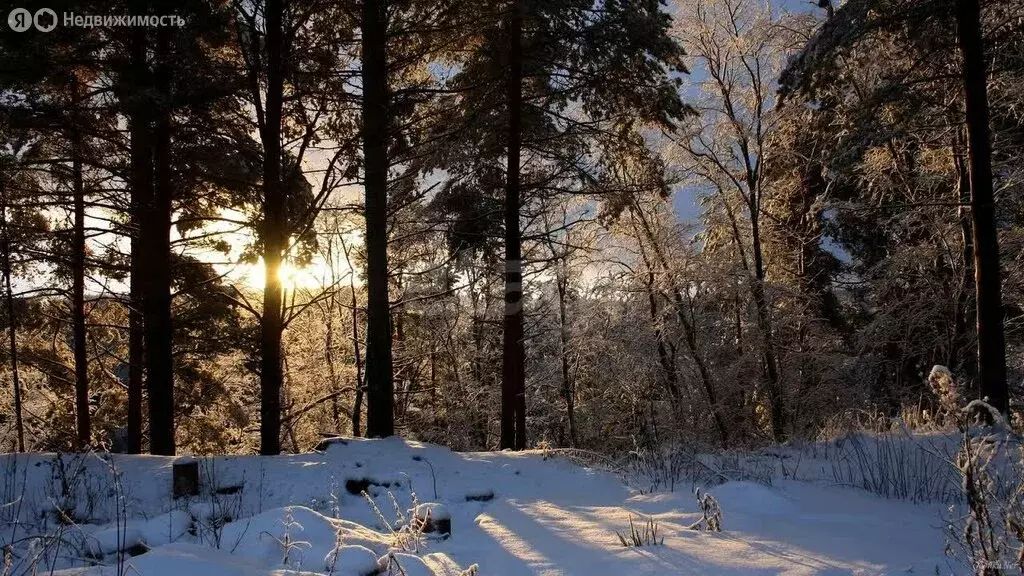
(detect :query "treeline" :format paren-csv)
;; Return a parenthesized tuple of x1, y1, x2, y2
(0, 0, 1020, 456)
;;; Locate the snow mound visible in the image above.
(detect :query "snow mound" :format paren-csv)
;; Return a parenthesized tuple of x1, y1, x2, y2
(325, 545, 378, 575)
(85, 509, 193, 557)
(413, 502, 450, 521)
(706, 481, 796, 516)
(61, 542, 325, 576)
(380, 552, 436, 576)
(86, 527, 144, 557)
(219, 506, 383, 570)
(141, 509, 194, 546)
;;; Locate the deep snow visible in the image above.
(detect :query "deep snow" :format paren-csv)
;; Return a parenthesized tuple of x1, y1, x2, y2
(0, 437, 960, 575)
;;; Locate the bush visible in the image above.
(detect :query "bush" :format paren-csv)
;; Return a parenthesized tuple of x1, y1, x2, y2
(615, 515, 663, 547)
(689, 488, 722, 532)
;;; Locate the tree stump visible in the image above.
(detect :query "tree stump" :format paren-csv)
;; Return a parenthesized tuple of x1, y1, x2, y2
(173, 458, 200, 499)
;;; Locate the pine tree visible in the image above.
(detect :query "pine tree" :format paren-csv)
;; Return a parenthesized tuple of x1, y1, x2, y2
(124, 25, 151, 454)
(436, 0, 688, 449)
(358, 0, 477, 439)
(779, 0, 1018, 413)
(0, 2, 109, 450)
(233, 0, 357, 454)
(955, 0, 1008, 415)
(362, 0, 395, 439)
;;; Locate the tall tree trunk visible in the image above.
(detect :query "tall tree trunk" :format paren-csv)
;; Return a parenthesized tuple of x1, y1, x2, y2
(145, 27, 176, 455)
(501, 0, 526, 451)
(952, 136, 977, 380)
(70, 79, 91, 450)
(324, 302, 342, 433)
(1, 174, 25, 452)
(126, 27, 150, 455)
(749, 203, 785, 442)
(429, 342, 437, 415)
(362, 0, 395, 438)
(340, 234, 364, 437)
(555, 266, 577, 448)
(259, 0, 286, 455)
(955, 0, 1007, 414)
(646, 274, 681, 402)
(470, 276, 483, 384)
(352, 314, 364, 437)
(351, 286, 364, 438)
(128, 273, 144, 453)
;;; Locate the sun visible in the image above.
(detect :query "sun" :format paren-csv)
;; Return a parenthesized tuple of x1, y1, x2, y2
(243, 258, 333, 291)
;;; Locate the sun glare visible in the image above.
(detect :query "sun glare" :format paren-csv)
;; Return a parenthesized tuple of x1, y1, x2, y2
(242, 259, 338, 291)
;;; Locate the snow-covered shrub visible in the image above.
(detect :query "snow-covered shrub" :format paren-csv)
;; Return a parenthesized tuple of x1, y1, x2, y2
(620, 443, 777, 494)
(946, 401, 1024, 575)
(620, 444, 693, 493)
(689, 488, 722, 532)
(921, 366, 1024, 574)
(42, 453, 97, 525)
(928, 365, 963, 426)
(411, 502, 450, 540)
(185, 458, 247, 548)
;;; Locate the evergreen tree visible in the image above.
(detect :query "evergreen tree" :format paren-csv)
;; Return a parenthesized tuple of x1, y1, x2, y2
(233, 0, 357, 454)
(955, 0, 1007, 415)
(435, 0, 689, 449)
(361, 0, 394, 438)
(780, 0, 1020, 412)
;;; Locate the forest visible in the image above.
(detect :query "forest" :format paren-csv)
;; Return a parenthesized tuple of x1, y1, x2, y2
(0, 0, 1020, 460)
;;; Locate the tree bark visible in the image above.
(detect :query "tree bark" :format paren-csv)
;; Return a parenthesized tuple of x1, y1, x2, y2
(351, 289, 364, 438)
(126, 26, 151, 454)
(259, 0, 286, 455)
(70, 78, 91, 451)
(362, 0, 395, 438)
(340, 232, 363, 437)
(555, 264, 577, 448)
(748, 199, 785, 442)
(324, 301, 342, 433)
(145, 26, 176, 455)
(128, 274, 144, 453)
(955, 0, 1008, 415)
(646, 273, 681, 402)
(1, 173, 25, 452)
(501, 0, 526, 451)
(951, 136, 977, 381)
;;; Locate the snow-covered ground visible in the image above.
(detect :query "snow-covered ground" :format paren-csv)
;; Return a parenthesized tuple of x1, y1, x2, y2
(0, 437, 961, 575)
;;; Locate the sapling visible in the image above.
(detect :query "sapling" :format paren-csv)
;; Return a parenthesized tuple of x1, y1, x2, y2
(689, 488, 722, 532)
(258, 508, 311, 569)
